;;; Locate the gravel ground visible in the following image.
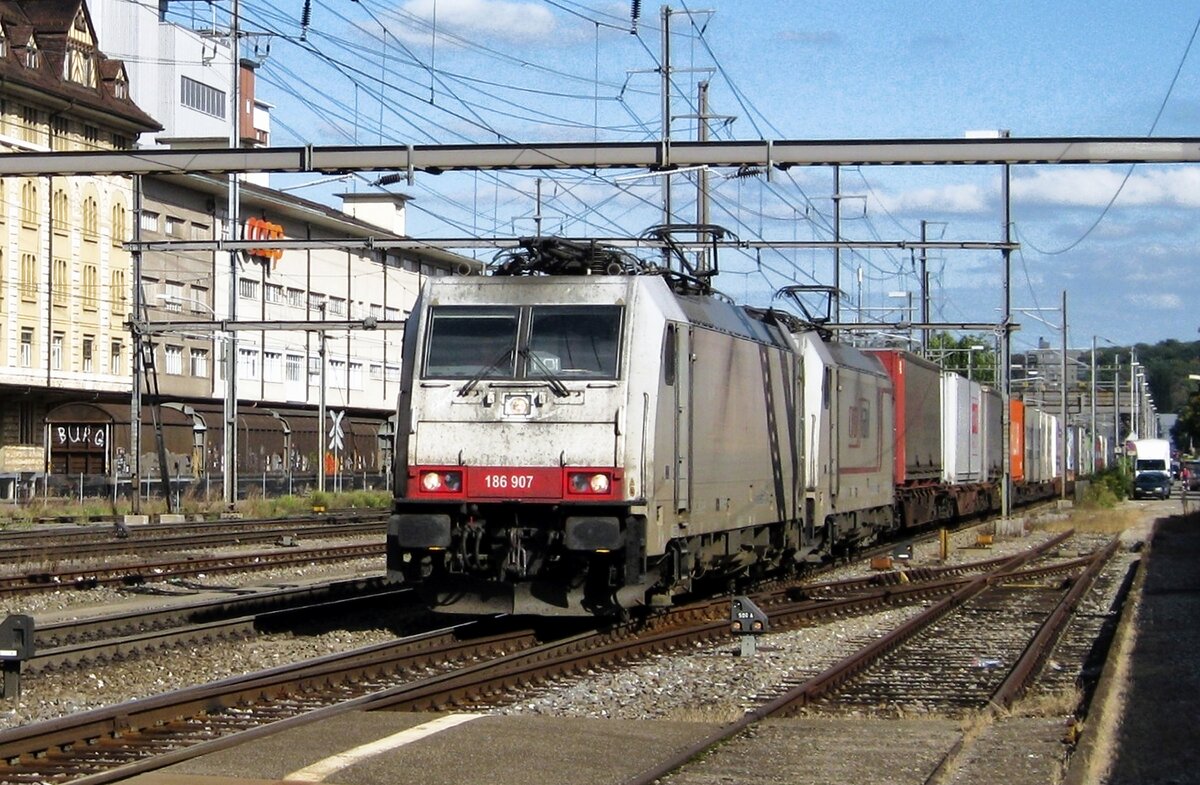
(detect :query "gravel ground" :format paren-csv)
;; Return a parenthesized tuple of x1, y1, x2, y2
(492, 520, 1112, 724)
(0, 543, 389, 731)
(0, 506, 1150, 785)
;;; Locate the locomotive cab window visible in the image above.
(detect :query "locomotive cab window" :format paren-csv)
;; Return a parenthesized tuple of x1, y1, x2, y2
(424, 306, 519, 378)
(526, 305, 621, 378)
(423, 304, 622, 380)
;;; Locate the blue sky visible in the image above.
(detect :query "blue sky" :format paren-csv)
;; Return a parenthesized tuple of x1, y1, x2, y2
(206, 0, 1200, 352)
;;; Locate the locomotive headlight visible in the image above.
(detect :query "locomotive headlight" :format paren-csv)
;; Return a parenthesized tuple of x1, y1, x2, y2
(419, 470, 463, 493)
(503, 394, 532, 417)
(568, 471, 611, 495)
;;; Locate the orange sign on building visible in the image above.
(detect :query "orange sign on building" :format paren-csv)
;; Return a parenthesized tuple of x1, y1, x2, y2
(245, 217, 284, 265)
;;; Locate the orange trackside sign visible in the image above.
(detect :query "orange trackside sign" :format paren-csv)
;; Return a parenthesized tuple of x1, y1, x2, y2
(246, 217, 284, 265)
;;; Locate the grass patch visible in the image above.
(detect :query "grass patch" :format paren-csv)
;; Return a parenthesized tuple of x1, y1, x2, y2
(1037, 505, 1145, 536)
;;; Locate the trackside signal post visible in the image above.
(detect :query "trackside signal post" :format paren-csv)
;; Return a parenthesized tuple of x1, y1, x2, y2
(730, 596, 769, 656)
(0, 615, 34, 700)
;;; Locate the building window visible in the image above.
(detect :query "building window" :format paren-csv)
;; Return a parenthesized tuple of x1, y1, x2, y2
(191, 222, 210, 239)
(51, 116, 70, 151)
(111, 202, 127, 245)
(139, 210, 159, 233)
(82, 197, 99, 239)
(181, 76, 226, 118)
(263, 351, 282, 382)
(19, 328, 33, 367)
(18, 402, 34, 445)
(329, 359, 346, 388)
(327, 297, 346, 317)
(285, 354, 303, 383)
(51, 332, 64, 369)
(369, 363, 383, 380)
(385, 306, 401, 321)
(189, 348, 209, 377)
(308, 292, 325, 312)
(165, 216, 184, 236)
(111, 269, 126, 315)
(82, 336, 94, 372)
(287, 288, 305, 307)
(52, 259, 69, 306)
(385, 364, 401, 382)
(162, 280, 183, 309)
(238, 346, 260, 380)
(22, 105, 39, 142)
(239, 278, 259, 300)
(349, 361, 363, 390)
(52, 188, 68, 232)
(111, 131, 129, 148)
(164, 345, 182, 375)
(111, 340, 123, 375)
(82, 264, 98, 310)
(20, 180, 37, 225)
(20, 253, 37, 301)
(188, 286, 209, 313)
(264, 283, 284, 304)
(83, 124, 100, 149)
(22, 41, 38, 69)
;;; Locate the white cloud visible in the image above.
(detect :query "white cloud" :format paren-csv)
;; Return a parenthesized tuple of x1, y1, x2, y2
(1128, 293, 1184, 309)
(401, 0, 557, 44)
(869, 182, 989, 214)
(1014, 167, 1200, 208)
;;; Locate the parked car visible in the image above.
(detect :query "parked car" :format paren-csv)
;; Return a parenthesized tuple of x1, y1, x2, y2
(1133, 470, 1172, 500)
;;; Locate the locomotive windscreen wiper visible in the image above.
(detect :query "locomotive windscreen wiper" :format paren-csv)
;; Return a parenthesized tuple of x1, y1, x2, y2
(520, 348, 571, 398)
(457, 346, 515, 396)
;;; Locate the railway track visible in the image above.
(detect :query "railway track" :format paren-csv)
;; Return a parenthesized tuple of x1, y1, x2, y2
(0, 541, 383, 596)
(0, 529, 1113, 785)
(0, 518, 385, 564)
(24, 577, 407, 675)
(0, 511, 386, 546)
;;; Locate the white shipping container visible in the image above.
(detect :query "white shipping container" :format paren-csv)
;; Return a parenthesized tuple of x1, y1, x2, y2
(941, 372, 984, 483)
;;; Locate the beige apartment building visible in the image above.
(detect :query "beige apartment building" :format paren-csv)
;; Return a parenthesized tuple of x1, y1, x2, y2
(0, 0, 473, 500)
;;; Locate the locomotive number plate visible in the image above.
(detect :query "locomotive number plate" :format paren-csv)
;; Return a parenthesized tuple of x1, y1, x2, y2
(467, 467, 561, 499)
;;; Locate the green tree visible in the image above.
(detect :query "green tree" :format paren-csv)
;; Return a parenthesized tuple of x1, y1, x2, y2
(927, 333, 997, 385)
(1172, 386, 1200, 455)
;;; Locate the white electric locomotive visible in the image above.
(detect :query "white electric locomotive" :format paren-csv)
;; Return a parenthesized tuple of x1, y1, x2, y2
(387, 238, 898, 616)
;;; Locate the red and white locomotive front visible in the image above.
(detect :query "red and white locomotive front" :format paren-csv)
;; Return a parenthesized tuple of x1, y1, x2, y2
(388, 276, 648, 616)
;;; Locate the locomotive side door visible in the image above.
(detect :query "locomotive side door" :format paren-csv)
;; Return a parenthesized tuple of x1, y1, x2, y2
(674, 324, 693, 513)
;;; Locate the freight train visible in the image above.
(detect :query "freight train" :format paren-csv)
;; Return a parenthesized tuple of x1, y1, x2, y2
(386, 236, 1065, 616)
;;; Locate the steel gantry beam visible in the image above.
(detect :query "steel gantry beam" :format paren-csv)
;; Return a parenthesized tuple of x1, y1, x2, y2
(125, 237, 1020, 253)
(3, 137, 1200, 177)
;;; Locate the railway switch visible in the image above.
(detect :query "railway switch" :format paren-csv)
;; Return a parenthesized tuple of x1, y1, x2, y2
(0, 614, 35, 700)
(730, 596, 769, 656)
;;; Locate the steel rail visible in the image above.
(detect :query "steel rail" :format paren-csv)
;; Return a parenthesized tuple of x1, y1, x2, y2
(0, 522, 383, 564)
(26, 583, 409, 675)
(617, 529, 1077, 785)
(0, 542, 383, 595)
(32, 576, 391, 649)
(0, 625, 533, 779)
(0, 531, 1093, 784)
